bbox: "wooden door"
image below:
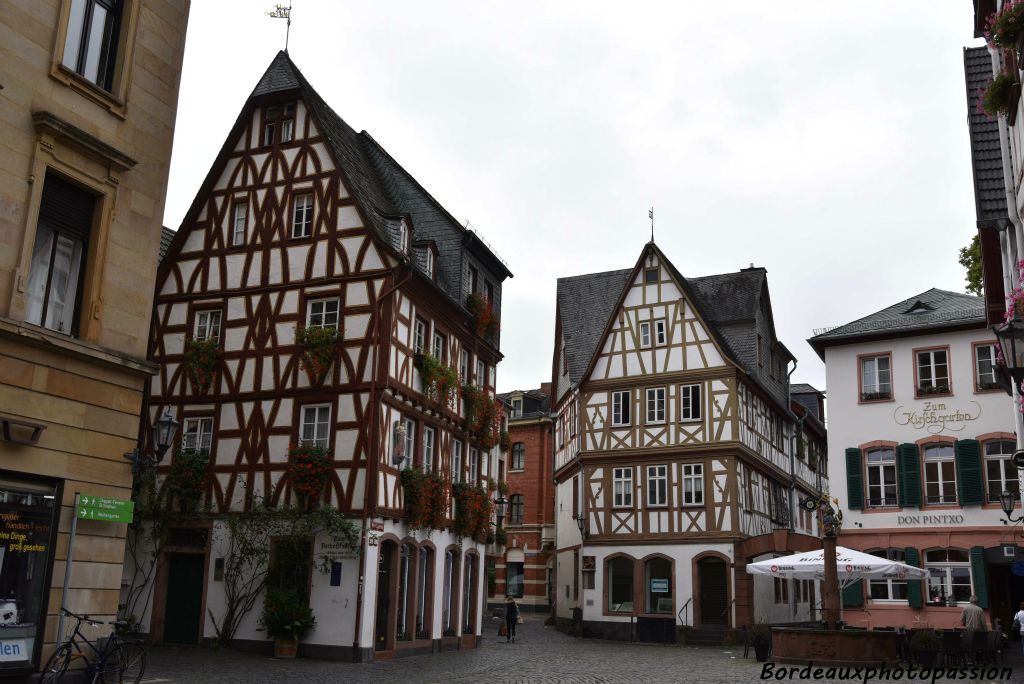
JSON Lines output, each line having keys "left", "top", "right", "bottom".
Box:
{"left": 163, "top": 554, "right": 204, "bottom": 644}
{"left": 698, "top": 558, "right": 728, "bottom": 625}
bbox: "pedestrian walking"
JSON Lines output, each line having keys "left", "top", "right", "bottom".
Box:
{"left": 960, "top": 595, "right": 987, "bottom": 632}
{"left": 504, "top": 595, "right": 520, "bottom": 643}
{"left": 1014, "top": 600, "right": 1024, "bottom": 656}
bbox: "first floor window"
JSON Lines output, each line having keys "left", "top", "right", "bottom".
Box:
{"left": 612, "top": 390, "right": 631, "bottom": 426}
{"left": 301, "top": 405, "right": 331, "bottom": 449}
{"left": 860, "top": 354, "right": 892, "bottom": 401}
{"left": 680, "top": 384, "right": 701, "bottom": 421}
{"left": 985, "top": 440, "right": 1020, "bottom": 502}
{"left": 306, "top": 298, "right": 339, "bottom": 329}
{"left": 510, "top": 494, "right": 524, "bottom": 524}
{"left": 644, "top": 557, "right": 672, "bottom": 614}
{"left": 923, "top": 443, "right": 956, "bottom": 504}
{"left": 639, "top": 321, "right": 651, "bottom": 347}
{"left": 194, "top": 309, "right": 222, "bottom": 341}
{"left": 976, "top": 344, "right": 998, "bottom": 390}
{"left": 925, "top": 549, "right": 972, "bottom": 605}
{"left": 646, "top": 387, "right": 665, "bottom": 424}
{"left": 916, "top": 348, "right": 950, "bottom": 395}
{"left": 682, "top": 463, "right": 703, "bottom": 505}
{"left": 452, "top": 440, "right": 463, "bottom": 483}
{"left": 62, "top": 0, "right": 122, "bottom": 90}
{"left": 868, "top": 549, "right": 908, "bottom": 601}
{"left": 422, "top": 426, "right": 435, "bottom": 472}
{"left": 647, "top": 465, "right": 667, "bottom": 506}
{"left": 613, "top": 467, "right": 633, "bottom": 507}
{"left": 181, "top": 417, "right": 213, "bottom": 455}
{"left": 607, "top": 557, "right": 634, "bottom": 612}
{"left": 866, "top": 447, "right": 897, "bottom": 507}
{"left": 511, "top": 443, "right": 525, "bottom": 470}
{"left": 292, "top": 193, "right": 313, "bottom": 238}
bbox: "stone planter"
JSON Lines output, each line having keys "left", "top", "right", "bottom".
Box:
{"left": 273, "top": 637, "right": 298, "bottom": 659}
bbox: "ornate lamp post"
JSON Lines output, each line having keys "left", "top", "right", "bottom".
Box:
{"left": 1000, "top": 490, "right": 1024, "bottom": 524}
{"left": 800, "top": 493, "right": 843, "bottom": 629}
{"left": 572, "top": 512, "right": 587, "bottom": 539}
{"left": 124, "top": 410, "right": 179, "bottom": 474}
{"left": 494, "top": 495, "right": 508, "bottom": 530}
{"left": 993, "top": 319, "right": 1024, "bottom": 524}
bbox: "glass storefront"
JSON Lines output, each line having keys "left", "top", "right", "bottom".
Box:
{"left": 0, "top": 477, "right": 59, "bottom": 672}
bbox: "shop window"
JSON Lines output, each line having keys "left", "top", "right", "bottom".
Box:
{"left": 268, "top": 537, "right": 311, "bottom": 601}
{"left": 442, "top": 549, "right": 457, "bottom": 636}
{"left": 61, "top": 0, "right": 122, "bottom": 90}
{"left": 506, "top": 562, "right": 524, "bottom": 598}
{"left": 396, "top": 544, "right": 413, "bottom": 641}
{"left": 925, "top": 548, "right": 972, "bottom": 605}
{"left": 511, "top": 443, "right": 525, "bottom": 470}
{"left": 774, "top": 576, "right": 788, "bottom": 604}
{"left": 509, "top": 494, "right": 524, "bottom": 525}
{"left": 868, "top": 549, "right": 908, "bottom": 601}
{"left": 415, "top": 547, "right": 432, "bottom": 640}
{"left": 462, "top": 554, "right": 476, "bottom": 633}
{"left": 866, "top": 447, "right": 897, "bottom": 507}
{"left": 607, "top": 557, "right": 634, "bottom": 612}
{"left": 923, "top": 443, "right": 956, "bottom": 505}
{"left": 985, "top": 440, "right": 1020, "bottom": 502}
{"left": 644, "top": 557, "right": 672, "bottom": 614}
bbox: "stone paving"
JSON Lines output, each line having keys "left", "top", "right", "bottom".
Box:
{"left": 143, "top": 618, "right": 1024, "bottom": 684}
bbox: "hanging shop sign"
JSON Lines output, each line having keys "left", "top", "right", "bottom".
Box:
{"left": 76, "top": 496, "right": 133, "bottom": 523}
{"left": 893, "top": 401, "right": 980, "bottom": 434}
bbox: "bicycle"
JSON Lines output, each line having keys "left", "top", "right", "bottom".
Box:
{"left": 40, "top": 608, "right": 146, "bottom": 683}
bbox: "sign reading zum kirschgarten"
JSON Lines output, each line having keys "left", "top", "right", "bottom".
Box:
{"left": 893, "top": 400, "right": 980, "bottom": 434}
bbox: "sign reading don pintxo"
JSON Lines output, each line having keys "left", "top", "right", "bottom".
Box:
{"left": 896, "top": 513, "right": 965, "bottom": 526}
{"left": 893, "top": 400, "right": 980, "bottom": 434}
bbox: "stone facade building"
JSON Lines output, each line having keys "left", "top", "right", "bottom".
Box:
{"left": 0, "top": 0, "right": 189, "bottom": 674}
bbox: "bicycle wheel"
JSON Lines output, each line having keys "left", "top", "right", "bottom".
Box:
{"left": 39, "top": 642, "right": 73, "bottom": 684}
{"left": 100, "top": 642, "right": 146, "bottom": 684}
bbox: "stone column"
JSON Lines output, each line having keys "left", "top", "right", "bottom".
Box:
{"left": 821, "top": 535, "right": 840, "bottom": 629}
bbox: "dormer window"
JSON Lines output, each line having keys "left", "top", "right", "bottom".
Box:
{"left": 398, "top": 221, "right": 408, "bottom": 254}
{"left": 264, "top": 103, "right": 295, "bottom": 146}
{"left": 425, "top": 248, "right": 435, "bottom": 280}
{"left": 511, "top": 398, "right": 523, "bottom": 418}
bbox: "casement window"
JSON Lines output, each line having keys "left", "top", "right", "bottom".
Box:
{"left": 770, "top": 481, "right": 789, "bottom": 525}
{"left": 923, "top": 443, "right": 956, "bottom": 504}
{"left": 866, "top": 447, "right": 898, "bottom": 508}
{"left": 985, "top": 440, "right": 1019, "bottom": 502}
{"left": 860, "top": 354, "right": 892, "bottom": 401}
{"left": 868, "top": 549, "right": 908, "bottom": 601}
{"left": 232, "top": 202, "right": 247, "bottom": 246}
{"left": 397, "top": 221, "right": 408, "bottom": 254}
{"left": 264, "top": 103, "right": 295, "bottom": 146}
{"left": 682, "top": 464, "right": 703, "bottom": 506}
{"left": 647, "top": 465, "right": 667, "bottom": 506}
{"left": 975, "top": 344, "right": 999, "bottom": 391}
{"left": 644, "top": 268, "right": 658, "bottom": 284}
{"left": 680, "top": 384, "right": 701, "bottom": 421}
{"left": 511, "top": 443, "right": 525, "bottom": 470}
{"left": 194, "top": 310, "right": 222, "bottom": 342}
{"left": 607, "top": 556, "right": 633, "bottom": 612}
{"left": 655, "top": 319, "right": 666, "bottom": 346}
{"left": 414, "top": 318, "right": 427, "bottom": 353}
{"left": 611, "top": 390, "right": 631, "bottom": 426}
{"left": 25, "top": 174, "right": 95, "bottom": 336}
{"left": 300, "top": 404, "right": 331, "bottom": 450}
{"left": 476, "top": 359, "right": 487, "bottom": 387}
{"left": 432, "top": 331, "right": 445, "bottom": 360}
{"left": 422, "top": 426, "right": 435, "bottom": 472}
{"left": 646, "top": 387, "right": 665, "bottom": 424}
{"left": 613, "top": 467, "right": 633, "bottom": 507}
{"left": 425, "top": 249, "right": 435, "bottom": 280}
{"left": 459, "top": 349, "right": 470, "bottom": 383}
{"left": 469, "top": 448, "right": 479, "bottom": 483}
{"left": 61, "top": 0, "right": 122, "bottom": 91}
{"left": 916, "top": 349, "right": 950, "bottom": 396}
{"left": 511, "top": 398, "right": 522, "bottom": 418}
{"left": 403, "top": 417, "right": 416, "bottom": 468}
{"left": 924, "top": 549, "right": 972, "bottom": 605}
{"left": 306, "top": 298, "right": 339, "bottom": 329}
{"left": 510, "top": 494, "right": 524, "bottom": 525}
{"left": 451, "top": 440, "right": 463, "bottom": 483}
{"left": 181, "top": 417, "right": 213, "bottom": 455}
{"left": 639, "top": 321, "right": 651, "bottom": 348}
{"left": 292, "top": 193, "right": 314, "bottom": 238}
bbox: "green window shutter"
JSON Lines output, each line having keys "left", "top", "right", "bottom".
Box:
{"left": 905, "top": 547, "right": 923, "bottom": 608}
{"left": 970, "top": 546, "right": 989, "bottom": 609}
{"left": 845, "top": 448, "right": 864, "bottom": 510}
{"left": 842, "top": 580, "right": 864, "bottom": 607}
{"left": 897, "top": 443, "right": 921, "bottom": 508}
{"left": 955, "top": 440, "right": 984, "bottom": 506}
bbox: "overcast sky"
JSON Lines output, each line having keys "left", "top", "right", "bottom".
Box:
{"left": 164, "top": 1, "right": 985, "bottom": 397}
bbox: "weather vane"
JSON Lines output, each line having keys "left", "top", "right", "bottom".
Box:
{"left": 267, "top": 1, "right": 292, "bottom": 52}
{"left": 649, "top": 206, "right": 654, "bottom": 242}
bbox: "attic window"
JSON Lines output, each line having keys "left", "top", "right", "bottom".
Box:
{"left": 904, "top": 300, "right": 933, "bottom": 315}
{"left": 645, "top": 269, "right": 658, "bottom": 284}
{"left": 264, "top": 103, "right": 295, "bottom": 146}
{"left": 425, "top": 248, "right": 435, "bottom": 279}
{"left": 397, "top": 221, "right": 408, "bottom": 254}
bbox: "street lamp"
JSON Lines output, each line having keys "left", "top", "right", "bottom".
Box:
{"left": 1000, "top": 490, "right": 1024, "bottom": 523}
{"left": 993, "top": 315, "right": 1024, "bottom": 384}
{"left": 493, "top": 495, "right": 508, "bottom": 529}
{"left": 572, "top": 512, "right": 587, "bottom": 539}
{"left": 125, "top": 410, "right": 179, "bottom": 474}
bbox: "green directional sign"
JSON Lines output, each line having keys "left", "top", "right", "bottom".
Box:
{"left": 77, "top": 496, "right": 134, "bottom": 523}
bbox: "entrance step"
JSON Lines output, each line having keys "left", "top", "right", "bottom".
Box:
{"left": 686, "top": 624, "right": 726, "bottom": 646}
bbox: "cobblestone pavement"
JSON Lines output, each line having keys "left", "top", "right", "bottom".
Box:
{"left": 144, "top": 618, "right": 1024, "bottom": 684}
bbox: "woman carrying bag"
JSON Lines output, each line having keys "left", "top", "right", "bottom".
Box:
{"left": 504, "top": 595, "right": 520, "bottom": 643}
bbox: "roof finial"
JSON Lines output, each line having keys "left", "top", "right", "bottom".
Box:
{"left": 267, "top": 1, "right": 292, "bottom": 52}
{"left": 649, "top": 206, "right": 654, "bottom": 243}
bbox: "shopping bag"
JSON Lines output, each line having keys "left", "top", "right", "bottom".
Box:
{"left": 499, "top": 623, "right": 508, "bottom": 637}
{"left": 516, "top": 616, "right": 524, "bottom": 625}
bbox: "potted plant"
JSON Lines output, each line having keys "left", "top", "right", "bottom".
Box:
{"left": 260, "top": 588, "right": 315, "bottom": 659}
{"left": 286, "top": 444, "right": 333, "bottom": 509}
{"left": 166, "top": 448, "right": 209, "bottom": 513}
{"left": 986, "top": 1, "right": 1024, "bottom": 49}
{"left": 909, "top": 629, "right": 940, "bottom": 666}
{"left": 750, "top": 623, "right": 771, "bottom": 662}
{"left": 983, "top": 72, "right": 1017, "bottom": 117}
{"left": 183, "top": 337, "right": 220, "bottom": 395}
{"left": 295, "top": 325, "right": 338, "bottom": 386}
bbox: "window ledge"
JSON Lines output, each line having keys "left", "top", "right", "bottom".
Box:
{"left": 0, "top": 316, "right": 157, "bottom": 377}
{"left": 49, "top": 65, "right": 128, "bottom": 119}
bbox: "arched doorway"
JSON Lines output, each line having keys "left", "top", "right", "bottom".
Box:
{"left": 374, "top": 541, "right": 396, "bottom": 651}
{"left": 696, "top": 556, "right": 728, "bottom": 626}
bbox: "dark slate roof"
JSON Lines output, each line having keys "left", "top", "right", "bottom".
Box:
{"left": 808, "top": 289, "right": 985, "bottom": 356}
{"left": 556, "top": 268, "right": 633, "bottom": 384}
{"left": 790, "top": 383, "right": 820, "bottom": 395}
{"left": 688, "top": 269, "right": 766, "bottom": 370}
{"left": 159, "top": 227, "right": 175, "bottom": 262}
{"left": 964, "top": 46, "right": 1008, "bottom": 226}
{"left": 497, "top": 388, "right": 551, "bottom": 419}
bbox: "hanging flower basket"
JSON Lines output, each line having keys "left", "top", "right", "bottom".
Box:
{"left": 417, "top": 353, "right": 460, "bottom": 408}
{"left": 983, "top": 73, "right": 1018, "bottom": 117}
{"left": 453, "top": 482, "right": 492, "bottom": 543}
{"left": 465, "top": 293, "right": 500, "bottom": 342}
{"left": 461, "top": 385, "right": 503, "bottom": 450}
{"left": 184, "top": 338, "right": 220, "bottom": 396}
{"left": 287, "top": 444, "right": 333, "bottom": 508}
{"left": 167, "top": 448, "right": 209, "bottom": 513}
{"left": 295, "top": 326, "right": 338, "bottom": 386}
{"left": 986, "top": 1, "right": 1024, "bottom": 48}
{"left": 400, "top": 467, "right": 447, "bottom": 530}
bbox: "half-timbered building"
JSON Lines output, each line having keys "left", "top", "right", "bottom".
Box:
{"left": 552, "top": 242, "right": 826, "bottom": 642}
{"left": 137, "top": 51, "right": 511, "bottom": 662}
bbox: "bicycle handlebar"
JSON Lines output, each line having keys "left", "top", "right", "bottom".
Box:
{"left": 60, "top": 608, "right": 117, "bottom": 627}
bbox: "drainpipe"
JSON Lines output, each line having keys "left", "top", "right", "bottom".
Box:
{"left": 786, "top": 360, "right": 800, "bottom": 534}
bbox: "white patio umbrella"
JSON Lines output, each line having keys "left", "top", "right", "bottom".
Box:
{"left": 745, "top": 546, "right": 927, "bottom": 588}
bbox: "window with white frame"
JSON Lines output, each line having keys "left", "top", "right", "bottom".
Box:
{"left": 306, "top": 298, "right": 339, "bottom": 329}
{"left": 647, "top": 465, "right": 667, "bottom": 506}
{"left": 860, "top": 355, "right": 892, "bottom": 401}
{"left": 452, "top": 440, "right": 463, "bottom": 482}
{"left": 680, "top": 384, "right": 701, "bottom": 421}
{"left": 469, "top": 448, "right": 479, "bottom": 483}
{"left": 397, "top": 221, "right": 408, "bottom": 254}
{"left": 612, "top": 390, "right": 631, "bottom": 426}
{"left": 300, "top": 405, "right": 331, "bottom": 449}
{"left": 976, "top": 344, "right": 998, "bottom": 391}
{"left": 459, "top": 349, "right": 470, "bottom": 383}
{"left": 414, "top": 318, "right": 427, "bottom": 353}
{"left": 682, "top": 464, "right": 703, "bottom": 505}
{"left": 985, "top": 440, "right": 1020, "bottom": 502}
{"left": 181, "top": 417, "right": 213, "bottom": 455}
{"left": 511, "top": 398, "right": 523, "bottom": 418}
{"left": 422, "top": 426, "right": 435, "bottom": 472}
{"left": 292, "top": 193, "right": 314, "bottom": 238}
{"left": 232, "top": 202, "right": 247, "bottom": 246}
{"left": 868, "top": 549, "right": 908, "bottom": 601}
{"left": 639, "top": 321, "right": 651, "bottom": 348}
{"left": 655, "top": 319, "right": 666, "bottom": 346}
{"left": 925, "top": 549, "right": 972, "bottom": 604}
{"left": 194, "top": 310, "right": 222, "bottom": 342}
{"left": 866, "top": 447, "right": 897, "bottom": 508}
{"left": 281, "top": 117, "right": 294, "bottom": 144}
{"left": 432, "top": 331, "right": 445, "bottom": 360}
{"left": 402, "top": 417, "right": 416, "bottom": 467}
{"left": 646, "top": 387, "right": 665, "bottom": 424}
{"left": 923, "top": 443, "right": 956, "bottom": 504}
{"left": 916, "top": 349, "right": 950, "bottom": 395}
{"left": 613, "top": 467, "right": 633, "bottom": 507}
{"left": 476, "top": 359, "right": 487, "bottom": 387}
{"left": 425, "top": 249, "right": 435, "bottom": 279}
